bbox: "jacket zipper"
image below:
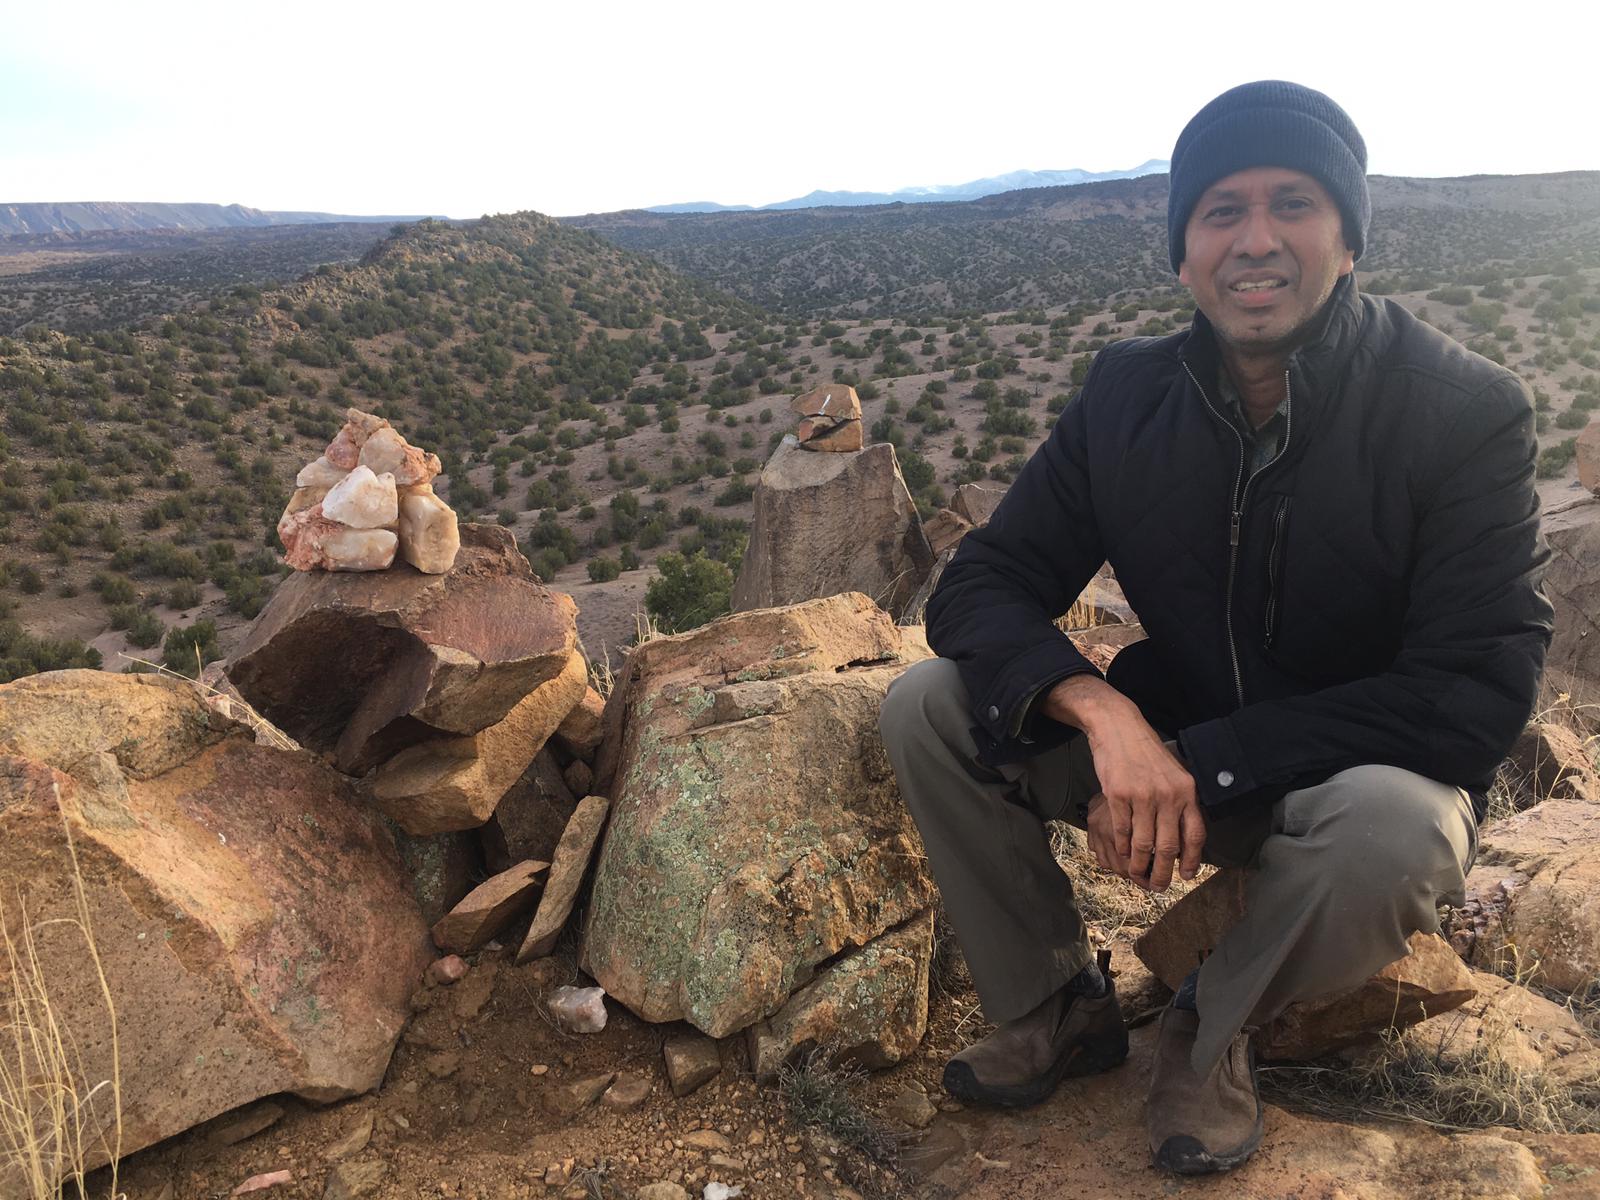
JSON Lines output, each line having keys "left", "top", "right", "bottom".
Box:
{"left": 1182, "top": 363, "right": 1294, "bottom": 710}
{"left": 1264, "top": 497, "right": 1290, "bottom": 650}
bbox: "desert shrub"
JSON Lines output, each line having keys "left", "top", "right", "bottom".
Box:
{"left": 645, "top": 551, "right": 733, "bottom": 634}
{"left": 587, "top": 557, "right": 621, "bottom": 583}
{"left": 162, "top": 619, "right": 219, "bottom": 677}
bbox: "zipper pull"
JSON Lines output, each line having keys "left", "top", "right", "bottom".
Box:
{"left": 1230, "top": 511, "right": 1241, "bottom": 547}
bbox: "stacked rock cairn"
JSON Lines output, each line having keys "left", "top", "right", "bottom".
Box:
{"left": 278, "top": 408, "right": 460, "bottom": 573}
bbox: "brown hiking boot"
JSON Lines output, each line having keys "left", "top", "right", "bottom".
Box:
{"left": 942, "top": 953, "right": 1128, "bottom": 1108}
{"left": 1147, "top": 1005, "right": 1264, "bottom": 1174}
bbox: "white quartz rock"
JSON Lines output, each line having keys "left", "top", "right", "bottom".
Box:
{"left": 320, "top": 528, "right": 398, "bottom": 572}
{"left": 397, "top": 485, "right": 460, "bottom": 574}
{"left": 295, "top": 455, "right": 349, "bottom": 490}
{"left": 547, "top": 985, "right": 608, "bottom": 1034}
{"left": 321, "top": 465, "right": 398, "bottom": 529}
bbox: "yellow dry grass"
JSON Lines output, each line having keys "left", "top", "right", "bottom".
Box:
{"left": 0, "top": 809, "right": 122, "bottom": 1197}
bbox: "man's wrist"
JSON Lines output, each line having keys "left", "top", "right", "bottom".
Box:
{"left": 1038, "top": 673, "right": 1137, "bottom": 739}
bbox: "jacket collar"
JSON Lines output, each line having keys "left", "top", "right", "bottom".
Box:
{"left": 1178, "top": 273, "right": 1367, "bottom": 415}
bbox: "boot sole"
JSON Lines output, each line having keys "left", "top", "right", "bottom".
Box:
{"left": 942, "top": 1026, "right": 1129, "bottom": 1109}
{"left": 1153, "top": 1115, "right": 1264, "bottom": 1175}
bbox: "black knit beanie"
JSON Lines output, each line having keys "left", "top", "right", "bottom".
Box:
{"left": 1167, "top": 80, "right": 1369, "bottom": 273}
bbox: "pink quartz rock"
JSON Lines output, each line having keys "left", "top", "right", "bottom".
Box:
{"left": 361, "top": 427, "right": 441, "bottom": 487}
{"left": 326, "top": 408, "right": 393, "bottom": 469}
{"left": 233, "top": 1170, "right": 293, "bottom": 1195}
{"left": 322, "top": 466, "right": 398, "bottom": 530}
{"left": 280, "top": 506, "right": 397, "bottom": 573}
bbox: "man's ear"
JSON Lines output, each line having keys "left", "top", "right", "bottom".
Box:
{"left": 1177, "top": 260, "right": 1192, "bottom": 287}
{"left": 1337, "top": 245, "right": 1355, "bottom": 278}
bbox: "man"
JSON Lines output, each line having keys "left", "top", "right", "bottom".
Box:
{"left": 878, "top": 80, "right": 1552, "bottom": 1174}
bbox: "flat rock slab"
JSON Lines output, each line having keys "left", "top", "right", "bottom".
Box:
{"left": 517, "top": 794, "right": 611, "bottom": 961}
{"left": 226, "top": 524, "right": 577, "bottom": 773}
{"left": 482, "top": 748, "right": 577, "bottom": 872}
{"left": 663, "top": 1034, "right": 722, "bottom": 1097}
{"left": 369, "top": 649, "right": 587, "bottom": 834}
{"left": 581, "top": 594, "right": 935, "bottom": 1037}
{"left": 0, "top": 670, "right": 431, "bottom": 1183}
{"left": 431, "top": 859, "right": 549, "bottom": 954}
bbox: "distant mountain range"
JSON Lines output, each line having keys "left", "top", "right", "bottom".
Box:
{"left": 0, "top": 202, "right": 432, "bottom": 238}
{"left": 643, "top": 161, "right": 1171, "bottom": 214}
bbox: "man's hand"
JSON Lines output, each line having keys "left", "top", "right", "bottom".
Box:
{"left": 1041, "top": 674, "right": 1205, "bottom": 892}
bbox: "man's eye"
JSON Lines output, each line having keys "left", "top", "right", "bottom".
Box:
{"left": 1204, "top": 206, "right": 1240, "bottom": 220}
{"left": 1276, "top": 197, "right": 1312, "bottom": 212}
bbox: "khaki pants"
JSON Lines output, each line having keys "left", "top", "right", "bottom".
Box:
{"left": 879, "top": 658, "right": 1477, "bottom": 1073}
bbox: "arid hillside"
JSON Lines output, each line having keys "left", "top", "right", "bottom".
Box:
{"left": 2, "top": 179, "right": 1599, "bottom": 687}
{"left": 569, "top": 171, "right": 1600, "bottom": 317}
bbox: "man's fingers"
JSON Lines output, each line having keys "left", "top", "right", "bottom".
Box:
{"left": 1179, "top": 800, "right": 1207, "bottom": 880}
{"left": 1126, "top": 802, "right": 1154, "bottom": 882}
{"left": 1148, "top": 810, "right": 1181, "bottom": 893}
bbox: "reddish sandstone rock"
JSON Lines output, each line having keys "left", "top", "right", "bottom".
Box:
{"left": 227, "top": 525, "right": 578, "bottom": 774}
{"left": 368, "top": 649, "right": 588, "bottom": 834}
{"left": 0, "top": 670, "right": 429, "bottom": 1180}
{"left": 555, "top": 685, "right": 606, "bottom": 761}
{"left": 517, "top": 795, "right": 611, "bottom": 962}
{"left": 431, "top": 860, "right": 549, "bottom": 954}
{"left": 482, "top": 748, "right": 579, "bottom": 871}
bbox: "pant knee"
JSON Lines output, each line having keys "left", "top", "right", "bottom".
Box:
{"left": 878, "top": 657, "right": 970, "bottom": 749}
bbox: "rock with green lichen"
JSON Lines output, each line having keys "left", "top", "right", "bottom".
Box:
{"left": 746, "top": 909, "right": 935, "bottom": 1081}
{"left": 580, "top": 593, "right": 934, "bottom": 1038}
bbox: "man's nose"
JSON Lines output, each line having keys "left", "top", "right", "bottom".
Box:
{"left": 1232, "top": 205, "right": 1282, "bottom": 258}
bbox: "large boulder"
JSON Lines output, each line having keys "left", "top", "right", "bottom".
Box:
{"left": 226, "top": 524, "right": 578, "bottom": 774}
{"left": 0, "top": 671, "right": 430, "bottom": 1179}
{"left": 731, "top": 438, "right": 934, "bottom": 622}
{"left": 581, "top": 593, "right": 936, "bottom": 1037}
{"left": 1135, "top": 870, "right": 1475, "bottom": 1059}
{"left": 1449, "top": 798, "right": 1600, "bottom": 992}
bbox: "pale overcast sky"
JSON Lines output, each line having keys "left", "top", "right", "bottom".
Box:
{"left": 2, "top": 0, "right": 1589, "bottom": 219}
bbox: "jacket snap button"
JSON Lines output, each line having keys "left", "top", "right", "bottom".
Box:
{"left": 1217, "top": 770, "right": 1235, "bottom": 788}
{"left": 987, "top": 705, "right": 1000, "bottom": 721}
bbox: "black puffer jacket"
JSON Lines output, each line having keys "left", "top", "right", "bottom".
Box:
{"left": 925, "top": 276, "right": 1552, "bottom": 820}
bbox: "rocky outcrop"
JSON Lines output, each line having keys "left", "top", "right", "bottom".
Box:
{"left": 1542, "top": 518, "right": 1600, "bottom": 703}
{"left": 227, "top": 525, "right": 578, "bottom": 773}
{"left": 430, "top": 859, "right": 549, "bottom": 954}
{"left": 0, "top": 671, "right": 430, "bottom": 1177}
{"left": 1136, "top": 870, "right": 1475, "bottom": 1059}
{"left": 1503, "top": 719, "right": 1599, "bottom": 805}
{"left": 581, "top": 593, "right": 936, "bottom": 1038}
{"left": 730, "top": 438, "right": 933, "bottom": 622}
{"left": 1450, "top": 798, "right": 1600, "bottom": 992}
{"left": 1579, "top": 419, "right": 1600, "bottom": 495}
{"left": 747, "top": 910, "right": 934, "bottom": 1080}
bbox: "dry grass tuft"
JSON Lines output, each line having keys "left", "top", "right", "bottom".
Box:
{"left": 0, "top": 810, "right": 122, "bottom": 1198}
{"left": 777, "top": 1047, "right": 904, "bottom": 1169}
{"left": 1049, "top": 821, "right": 1209, "bottom": 940}
{"left": 1260, "top": 1027, "right": 1600, "bottom": 1134}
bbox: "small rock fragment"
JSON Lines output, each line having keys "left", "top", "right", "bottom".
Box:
{"left": 427, "top": 955, "right": 468, "bottom": 986}
{"left": 397, "top": 485, "right": 460, "bottom": 574}
{"left": 555, "top": 686, "right": 605, "bottom": 759}
{"left": 636, "top": 1185, "right": 689, "bottom": 1200}
{"left": 323, "top": 1159, "right": 386, "bottom": 1200}
{"left": 321, "top": 466, "right": 398, "bottom": 530}
{"left": 550, "top": 1073, "right": 615, "bottom": 1118}
{"left": 325, "top": 408, "right": 392, "bottom": 470}
{"left": 324, "top": 1113, "right": 374, "bottom": 1161}
{"left": 663, "top": 1034, "right": 721, "bottom": 1097}
{"left": 884, "top": 1086, "right": 937, "bottom": 1130}
{"left": 281, "top": 508, "right": 397, "bottom": 572}
{"left": 233, "top": 1171, "right": 293, "bottom": 1195}
{"left": 601, "top": 1072, "right": 651, "bottom": 1111}
{"left": 702, "top": 1185, "right": 743, "bottom": 1200}
{"left": 548, "top": 984, "right": 608, "bottom": 1033}
{"left": 562, "top": 759, "right": 593, "bottom": 797}
{"left": 682, "top": 1130, "right": 734, "bottom": 1152}
{"left": 207, "top": 1101, "right": 285, "bottom": 1146}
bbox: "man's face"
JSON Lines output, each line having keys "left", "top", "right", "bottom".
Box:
{"left": 1178, "top": 166, "right": 1355, "bottom": 359}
